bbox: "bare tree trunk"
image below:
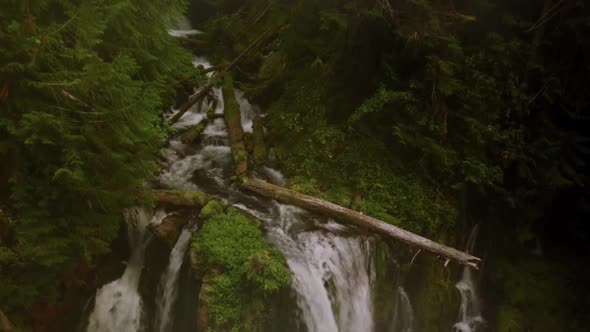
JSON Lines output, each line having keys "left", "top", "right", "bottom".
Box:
{"left": 241, "top": 178, "right": 481, "bottom": 268}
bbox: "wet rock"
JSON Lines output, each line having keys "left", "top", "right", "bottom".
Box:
{"left": 152, "top": 214, "right": 188, "bottom": 247}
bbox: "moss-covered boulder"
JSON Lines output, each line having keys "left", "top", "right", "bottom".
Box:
{"left": 190, "top": 209, "right": 291, "bottom": 331}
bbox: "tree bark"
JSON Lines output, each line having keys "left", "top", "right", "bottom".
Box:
{"left": 252, "top": 116, "right": 267, "bottom": 165}
{"left": 241, "top": 178, "right": 481, "bottom": 268}
{"left": 181, "top": 119, "right": 208, "bottom": 145}
{"left": 222, "top": 77, "right": 248, "bottom": 177}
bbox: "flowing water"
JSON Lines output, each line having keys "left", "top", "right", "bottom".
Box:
{"left": 393, "top": 287, "right": 414, "bottom": 332}
{"left": 153, "top": 229, "right": 194, "bottom": 332}
{"left": 83, "top": 23, "right": 479, "bottom": 332}
{"left": 86, "top": 208, "right": 167, "bottom": 332}
{"left": 453, "top": 225, "right": 485, "bottom": 332}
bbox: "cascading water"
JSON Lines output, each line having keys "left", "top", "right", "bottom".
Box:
{"left": 233, "top": 203, "right": 376, "bottom": 332}
{"left": 86, "top": 208, "right": 167, "bottom": 332}
{"left": 393, "top": 287, "right": 414, "bottom": 332}
{"left": 154, "top": 229, "right": 194, "bottom": 332}
{"left": 453, "top": 224, "right": 485, "bottom": 332}
{"left": 82, "top": 23, "right": 413, "bottom": 332}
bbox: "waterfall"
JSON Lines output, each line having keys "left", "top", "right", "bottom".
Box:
{"left": 453, "top": 225, "right": 485, "bottom": 332}
{"left": 153, "top": 229, "right": 194, "bottom": 332}
{"left": 83, "top": 23, "right": 389, "bottom": 332}
{"left": 235, "top": 203, "right": 376, "bottom": 332}
{"left": 393, "top": 287, "right": 414, "bottom": 332}
{"left": 86, "top": 208, "right": 167, "bottom": 332}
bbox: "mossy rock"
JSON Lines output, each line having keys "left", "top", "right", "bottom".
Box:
{"left": 199, "top": 199, "right": 225, "bottom": 220}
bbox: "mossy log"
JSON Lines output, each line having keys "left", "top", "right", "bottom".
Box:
{"left": 252, "top": 116, "right": 267, "bottom": 165}
{"left": 181, "top": 119, "right": 208, "bottom": 144}
{"left": 222, "top": 77, "right": 248, "bottom": 177}
{"left": 241, "top": 178, "right": 481, "bottom": 268}
{"left": 150, "top": 189, "right": 208, "bottom": 208}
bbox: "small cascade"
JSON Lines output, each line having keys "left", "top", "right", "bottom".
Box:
{"left": 154, "top": 228, "right": 194, "bottom": 332}
{"left": 86, "top": 208, "right": 167, "bottom": 332}
{"left": 237, "top": 202, "right": 376, "bottom": 332}
{"left": 392, "top": 287, "right": 414, "bottom": 332}
{"left": 453, "top": 225, "right": 485, "bottom": 332}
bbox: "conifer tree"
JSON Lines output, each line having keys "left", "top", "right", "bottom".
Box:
{"left": 0, "top": 0, "right": 192, "bottom": 314}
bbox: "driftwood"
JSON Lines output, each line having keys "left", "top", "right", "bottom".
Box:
{"left": 241, "top": 178, "right": 481, "bottom": 268}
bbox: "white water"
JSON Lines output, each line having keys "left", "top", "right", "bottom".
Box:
{"left": 86, "top": 208, "right": 167, "bottom": 332}
{"left": 234, "top": 202, "right": 376, "bottom": 332}
{"left": 83, "top": 23, "right": 407, "bottom": 332}
{"left": 154, "top": 229, "right": 194, "bottom": 332}
{"left": 393, "top": 287, "right": 414, "bottom": 332}
{"left": 453, "top": 225, "right": 485, "bottom": 332}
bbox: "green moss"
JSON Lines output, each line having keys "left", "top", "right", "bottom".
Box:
{"left": 180, "top": 121, "right": 207, "bottom": 144}
{"left": 191, "top": 209, "right": 290, "bottom": 330}
{"left": 496, "top": 306, "right": 524, "bottom": 332}
{"left": 167, "top": 189, "right": 209, "bottom": 207}
{"left": 198, "top": 199, "right": 225, "bottom": 220}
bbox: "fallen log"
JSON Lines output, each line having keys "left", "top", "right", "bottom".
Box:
{"left": 241, "top": 178, "right": 481, "bottom": 268}
{"left": 222, "top": 77, "right": 248, "bottom": 177}
{"left": 150, "top": 189, "right": 208, "bottom": 208}
{"left": 181, "top": 119, "right": 208, "bottom": 144}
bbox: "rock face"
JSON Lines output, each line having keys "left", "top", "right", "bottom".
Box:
{"left": 152, "top": 214, "right": 189, "bottom": 247}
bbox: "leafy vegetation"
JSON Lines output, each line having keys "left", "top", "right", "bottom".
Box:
{"left": 191, "top": 208, "right": 291, "bottom": 330}
{"left": 191, "top": 0, "right": 590, "bottom": 330}
{"left": 0, "top": 0, "right": 193, "bottom": 319}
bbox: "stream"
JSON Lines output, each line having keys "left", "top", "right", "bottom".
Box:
{"left": 82, "top": 23, "right": 482, "bottom": 332}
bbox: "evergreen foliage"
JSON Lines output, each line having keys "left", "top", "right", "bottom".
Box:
{"left": 193, "top": 0, "right": 590, "bottom": 329}
{"left": 0, "top": 0, "right": 192, "bottom": 315}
